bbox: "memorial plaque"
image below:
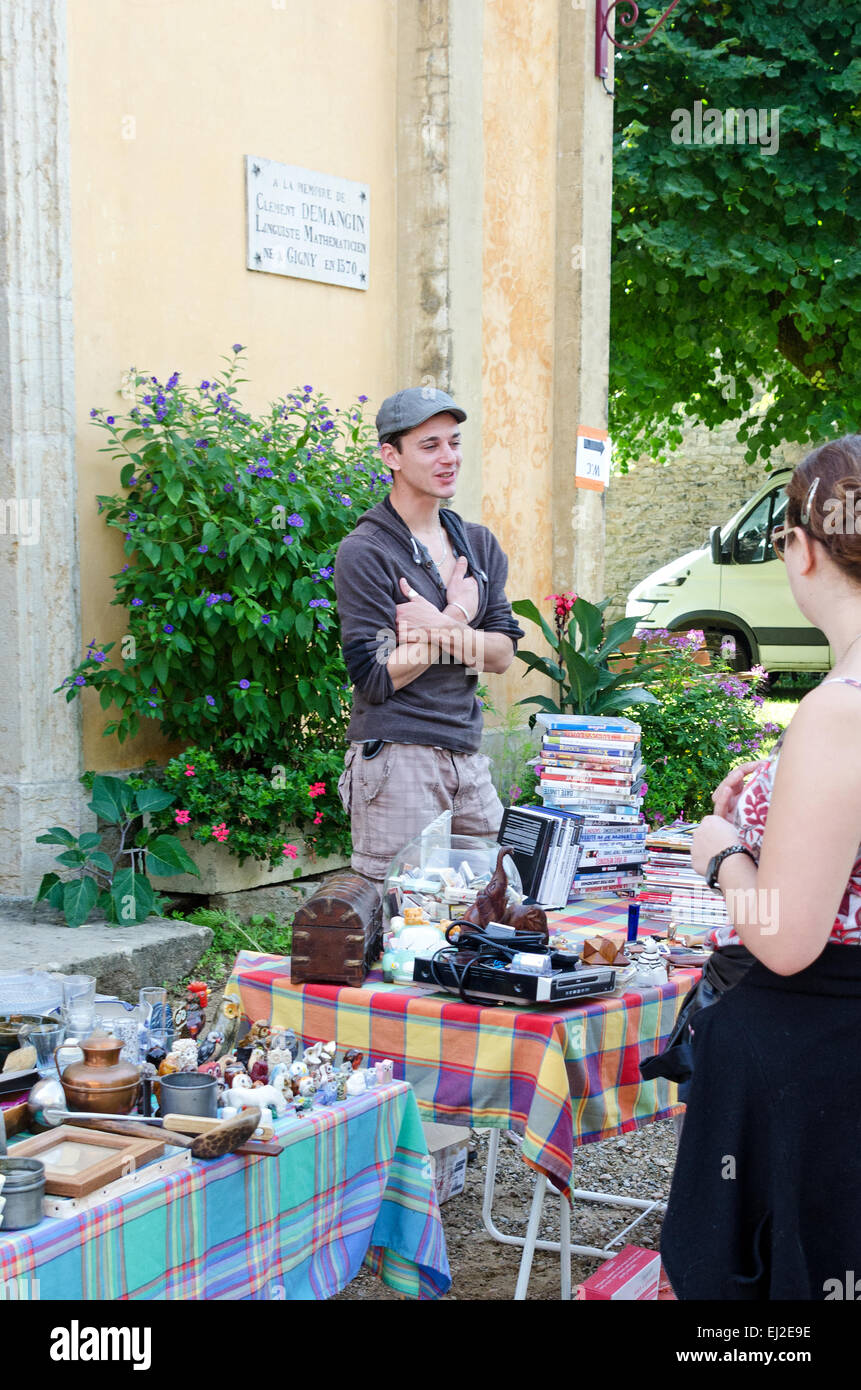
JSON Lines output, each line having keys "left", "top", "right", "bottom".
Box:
{"left": 246, "top": 156, "right": 370, "bottom": 290}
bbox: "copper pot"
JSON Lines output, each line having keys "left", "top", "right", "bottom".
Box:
{"left": 55, "top": 1034, "right": 141, "bottom": 1115}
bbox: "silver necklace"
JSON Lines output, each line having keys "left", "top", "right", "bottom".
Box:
{"left": 414, "top": 524, "right": 448, "bottom": 565}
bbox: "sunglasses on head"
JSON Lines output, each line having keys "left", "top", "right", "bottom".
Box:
{"left": 772, "top": 525, "right": 789, "bottom": 560}
{"left": 772, "top": 477, "right": 822, "bottom": 560}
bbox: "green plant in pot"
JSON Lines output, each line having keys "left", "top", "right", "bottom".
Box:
{"left": 512, "top": 592, "right": 667, "bottom": 719}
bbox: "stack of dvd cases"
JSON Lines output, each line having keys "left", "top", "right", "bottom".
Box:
{"left": 534, "top": 714, "right": 647, "bottom": 899}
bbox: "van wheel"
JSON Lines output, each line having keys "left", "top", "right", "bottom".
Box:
{"left": 677, "top": 625, "right": 751, "bottom": 673}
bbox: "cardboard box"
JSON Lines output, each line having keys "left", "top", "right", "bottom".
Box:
{"left": 422, "top": 1122, "right": 469, "bottom": 1205}
{"left": 575, "top": 1245, "right": 661, "bottom": 1300}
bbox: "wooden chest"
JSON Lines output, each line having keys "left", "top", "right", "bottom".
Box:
{"left": 290, "top": 873, "right": 383, "bottom": 987}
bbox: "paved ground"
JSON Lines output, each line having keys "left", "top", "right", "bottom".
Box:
{"left": 0, "top": 898, "right": 212, "bottom": 999}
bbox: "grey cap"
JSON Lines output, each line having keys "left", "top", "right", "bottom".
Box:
{"left": 376, "top": 387, "right": 467, "bottom": 443}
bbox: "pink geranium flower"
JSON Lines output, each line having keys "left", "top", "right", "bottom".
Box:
{"left": 174, "top": 809, "right": 190, "bottom": 825}
{"left": 313, "top": 812, "right": 323, "bottom": 825}
{"left": 308, "top": 781, "right": 326, "bottom": 798}
{"left": 184, "top": 764, "right": 195, "bottom": 777}
{"left": 211, "top": 822, "right": 229, "bottom": 842}
{"left": 282, "top": 843, "right": 298, "bottom": 859}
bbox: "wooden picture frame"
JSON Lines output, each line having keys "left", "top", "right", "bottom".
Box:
{"left": 11, "top": 1125, "right": 165, "bottom": 1197}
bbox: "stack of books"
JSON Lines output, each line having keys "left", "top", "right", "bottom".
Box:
{"left": 638, "top": 823, "right": 730, "bottom": 929}
{"left": 534, "top": 714, "right": 648, "bottom": 899}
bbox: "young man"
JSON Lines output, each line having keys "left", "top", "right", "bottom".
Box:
{"left": 334, "top": 386, "right": 524, "bottom": 885}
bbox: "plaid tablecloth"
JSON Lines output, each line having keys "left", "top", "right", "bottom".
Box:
{"left": 229, "top": 901, "right": 698, "bottom": 1198}
{"left": 0, "top": 1082, "right": 450, "bottom": 1301}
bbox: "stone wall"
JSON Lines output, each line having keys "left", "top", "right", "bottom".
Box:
{"left": 604, "top": 419, "right": 806, "bottom": 617}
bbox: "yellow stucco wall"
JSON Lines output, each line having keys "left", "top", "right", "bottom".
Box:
{"left": 68, "top": 0, "right": 397, "bottom": 769}
{"left": 480, "top": 0, "right": 559, "bottom": 719}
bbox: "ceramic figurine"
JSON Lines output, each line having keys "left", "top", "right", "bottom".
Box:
{"left": 158, "top": 1054, "right": 179, "bottom": 1077}
{"left": 181, "top": 989, "right": 206, "bottom": 1041}
{"left": 635, "top": 936, "right": 669, "bottom": 987}
{"left": 248, "top": 1022, "right": 271, "bottom": 1046}
{"left": 269, "top": 1062, "right": 291, "bottom": 1095}
{"left": 231, "top": 1071, "right": 255, "bottom": 1093}
{"left": 335, "top": 1075, "right": 349, "bottom": 1101}
{"left": 375, "top": 1059, "right": 394, "bottom": 1085}
{"left": 145, "top": 1042, "right": 167, "bottom": 1069}
{"left": 345, "top": 1071, "right": 366, "bottom": 1096}
{"left": 197, "top": 1029, "right": 224, "bottom": 1064}
{"left": 171, "top": 1040, "right": 199, "bottom": 1073}
{"left": 229, "top": 1081, "right": 288, "bottom": 1117}
{"left": 316, "top": 1082, "right": 337, "bottom": 1106}
{"left": 289, "top": 1060, "right": 309, "bottom": 1080}
{"left": 343, "top": 1048, "right": 364, "bottom": 1072}
{"left": 224, "top": 1060, "right": 247, "bottom": 1088}
{"left": 302, "top": 1041, "right": 324, "bottom": 1068}
{"left": 267, "top": 1046, "right": 292, "bottom": 1068}
{"left": 298, "top": 1077, "right": 317, "bottom": 1098}
{"left": 249, "top": 1048, "right": 269, "bottom": 1083}
{"left": 363, "top": 1068, "right": 378, "bottom": 1089}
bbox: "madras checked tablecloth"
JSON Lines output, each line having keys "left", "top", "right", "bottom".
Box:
{"left": 0, "top": 1082, "right": 450, "bottom": 1301}
{"left": 229, "top": 901, "right": 699, "bottom": 1199}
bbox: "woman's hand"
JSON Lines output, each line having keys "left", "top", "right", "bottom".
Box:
{"left": 691, "top": 814, "right": 741, "bottom": 878}
{"left": 445, "top": 556, "right": 479, "bottom": 622}
{"left": 711, "top": 760, "right": 768, "bottom": 819}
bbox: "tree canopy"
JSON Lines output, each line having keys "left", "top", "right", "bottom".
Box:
{"left": 610, "top": 0, "right": 861, "bottom": 470}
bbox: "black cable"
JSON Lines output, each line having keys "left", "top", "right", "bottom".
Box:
{"left": 431, "top": 920, "right": 548, "bottom": 1006}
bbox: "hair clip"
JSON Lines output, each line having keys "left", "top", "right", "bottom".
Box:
{"left": 800, "top": 476, "right": 820, "bottom": 525}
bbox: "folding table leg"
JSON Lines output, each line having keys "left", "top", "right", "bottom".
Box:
{"left": 513, "top": 1170, "right": 547, "bottom": 1301}
{"left": 480, "top": 1128, "right": 666, "bottom": 1298}
{"left": 559, "top": 1190, "right": 571, "bottom": 1300}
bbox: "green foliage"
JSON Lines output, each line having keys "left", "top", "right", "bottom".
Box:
{"left": 58, "top": 349, "right": 387, "bottom": 760}
{"left": 174, "top": 908, "right": 293, "bottom": 981}
{"left": 635, "top": 636, "right": 780, "bottom": 825}
{"left": 512, "top": 595, "right": 666, "bottom": 717}
{"left": 611, "top": 0, "right": 861, "bottom": 468}
{"left": 132, "top": 744, "right": 351, "bottom": 866}
{"left": 34, "top": 774, "right": 198, "bottom": 928}
{"left": 485, "top": 703, "right": 542, "bottom": 809}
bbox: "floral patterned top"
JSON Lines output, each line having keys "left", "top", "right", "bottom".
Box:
{"left": 710, "top": 677, "right": 861, "bottom": 948}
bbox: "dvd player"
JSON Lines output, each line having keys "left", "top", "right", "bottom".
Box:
{"left": 412, "top": 955, "right": 616, "bottom": 1005}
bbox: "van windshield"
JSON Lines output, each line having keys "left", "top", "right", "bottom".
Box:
{"left": 734, "top": 487, "right": 788, "bottom": 563}
{"left": 710, "top": 472, "right": 791, "bottom": 549}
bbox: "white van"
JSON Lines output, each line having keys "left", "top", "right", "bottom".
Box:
{"left": 625, "top": 468, "right": 831, "bottom": 673}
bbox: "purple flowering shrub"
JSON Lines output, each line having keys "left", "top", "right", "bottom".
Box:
{"left": 633, "top": 629, "right": 778, "bottom": 826}
{"left": 58, "top": 351, "right": 388, "bottom": 858}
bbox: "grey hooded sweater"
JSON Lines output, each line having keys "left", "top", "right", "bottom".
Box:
{"left": 333, "top": 494, "right": 524, "bottom": 752}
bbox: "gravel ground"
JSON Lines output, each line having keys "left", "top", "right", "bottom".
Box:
{"left": 335, "top": 1116, "right": 679, "bottom": 1301}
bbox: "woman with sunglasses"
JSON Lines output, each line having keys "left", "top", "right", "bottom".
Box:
{"left": 661, "top": 435, "right": 861, "bottom": 1300}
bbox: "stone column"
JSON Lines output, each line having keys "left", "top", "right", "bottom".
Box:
{"left": 395, "top": 0, "right": 485, "bottom": 522}
{"left": 552, "top": 0, "right": 615, "bottom": 601}
{"left": 0, "top": 0, "right": 90, "bottom": 895}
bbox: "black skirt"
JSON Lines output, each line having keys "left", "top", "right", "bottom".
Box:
{"left": 661, "top": 942, "right": 861, "bottom": 1300}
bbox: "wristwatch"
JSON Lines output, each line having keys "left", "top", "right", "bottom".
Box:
{"left": 706, "top": 843, "right": 758, "bottom": 891}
